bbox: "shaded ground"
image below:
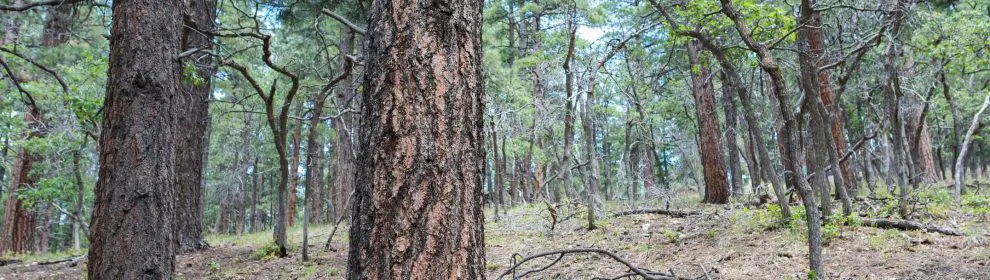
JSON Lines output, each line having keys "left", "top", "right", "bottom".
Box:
{"left": 2, "top": 191, "right": 989, "bottom": 279}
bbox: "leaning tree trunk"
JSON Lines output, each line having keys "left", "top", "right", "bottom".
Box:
{"left": 175, "top": 0, "right": 215, "bottom": 251}
{"left": 686, "top": 39, "right": 729, "bottom": 204}
{"left": 347, "top": 0, "right": 486, "bottom": 278}
{"left": 87, "top": 0, "right": 184, "bottom": 278}
{"left": 955, "top": 92, "right": 990, "bottom": 203}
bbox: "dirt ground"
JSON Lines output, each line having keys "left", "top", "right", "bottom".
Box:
{"left": 2, "top": 198, "right": 989, "bottom": 279}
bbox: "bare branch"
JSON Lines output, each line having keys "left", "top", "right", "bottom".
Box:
{"left": 0, "top": 0, "right": 82, "bottom": 12}
{"left": 320, "top": 9, "right": 366, "bottom": 35}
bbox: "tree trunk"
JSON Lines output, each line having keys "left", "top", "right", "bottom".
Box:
{"left": 881, "top": 0, "right": 912, "bottom": 218}
{"left": 250, "top": 157, "right": 260, "bottom": 232}
{"left": 955, "top": 92, "right": 990, "bottom": 203}
{"left": 906, "top": 107, "right": 939, "bottom": 183}
{"left": 332, "top": 29, "right": 359, "bottom": 222}
{"left": 234, "top": 116, "right": 251, "bottom": 235}
{"left": 803, "top": 2, "right": 856, "bottom": 191}
{"left": 686, "top": 39, "right": 729, "bottom": 204}
{"left": 719, "top": 0, "right": 824, "bottom": 275}
{"left": 305, "top": 99, "right": 325, "bottom": 225}
{"left": 0, "top": 108, "right": 42, "bottom": 254}
{"left": 174, "top": 0, "right": 215, "bottom": 251}
{"left": 287, "top": 114, "right": 303, "bottom": 227}
{"left": 796, "top": 2, "right": 852, "bottom": 216}
{"left": 347, "top": 0, "right": 486, "bottom": 277}
{"left": 559, "top": 22, "right": 578, "bottom": 203}
{"left": 720, "top": 71, "right": 743, "bottom": 196}
{"left": 87, "top": 0, "right": 184, "bottom": 277}
{"left": 72, "top": 142, "right": 86, "bottom": 250}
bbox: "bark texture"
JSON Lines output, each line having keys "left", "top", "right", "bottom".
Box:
{"left": 175, "top": 0, "right": 216, "bottom": 252}
{"left": 347, "top": 0, "right": 486, "bottom": 278}
{"left": 87, "top": 0, "right": 185, "bottom": 278}
{"left": 0, "top": 108, "right": 42, "bottom": 254}
{"left": 686, "top": 39, "right": 729, "bottom": 204}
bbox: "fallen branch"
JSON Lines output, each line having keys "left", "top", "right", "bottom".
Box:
{"left": 498, "top": 248, "right": 701, "bottom": 280}
{"left": 36, "top": 255, "right": 83, "bottom": 266}
{"left": 324, "top": 190, "right": 355, "bottom": 251}
{"left": 68, "top": 254, "right": 87, "bottom": 267}
{"left": 611, "top": 209, "right": 701, "bottom": 218}
{"left": 862, "top": 218, "right": 964, "bottom": 236}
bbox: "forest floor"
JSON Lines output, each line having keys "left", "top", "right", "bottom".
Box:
{"left": 2, "top": 187, "right": 989, "bottom": 279}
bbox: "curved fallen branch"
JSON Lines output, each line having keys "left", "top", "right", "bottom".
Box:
{"left": 611, "top": 209, "right": 701, "bottom": 218}
{"left": 498, "top": 248, "right": 701, "bottom": 280}
{"left": 862, "top": 218, "right": 964, "bottom": 236}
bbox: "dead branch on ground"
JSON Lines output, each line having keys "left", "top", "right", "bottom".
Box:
{"left": 861, "top": 218, "right": 964, "bottom": 236}
{"left": 498, "top": 248, "right": 704, "bottom": 280}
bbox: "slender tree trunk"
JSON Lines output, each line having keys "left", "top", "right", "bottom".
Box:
{"left": 332, "top": 29, "right": 359, "bottom": 222}
{"left": 559, "top": 22, "right": 577, "bottom": 203}
{"left": 719, "top": 0, "right": 823, "bottom": 275}
{"left": 235, "top": 116, "right": 251, "bottom": 235}
{"left": 87, "top": 0, "right": 184, "bottom": 277}
{"left": 304, "top": 99, "right": 326, "bottom": 225}
{"left": 347, "top": 0, "right": 486, "bottom": 277}
{"left": 720, "top": 71, "right": 743, "bottom": 197}
{"left": 686, "top": 39, "right": 729, "bottom": 204}
{"left": 250, "top": 157, "right": 260, "bottom": 232}
{"left": 287, "top": 114, "right": 303, "bottom": 227}
{"left": 881, "top": 0, "right": 912, "bottom": 218}
{"left": 955, "top": 92, "right": 990, "bottom": 203}
{"left": 72, "top": 142, "right": 86, "bottom": 250}
{"left": 796, "top": 2, "right": 851, "bottom": 216}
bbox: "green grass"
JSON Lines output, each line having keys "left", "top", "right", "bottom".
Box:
{"left": 0, "top": 248, "right": 85, "bottom": 263}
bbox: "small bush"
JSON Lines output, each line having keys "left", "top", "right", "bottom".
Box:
{"left": 252, "top": 242, "right": 282, "bottom": 261}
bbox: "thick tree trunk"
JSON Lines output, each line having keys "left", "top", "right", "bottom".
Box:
{"left": 175, "top": 0, "right": 215, "bottom": 251}
{"left": 686, "top": 40, "right": 729, "bottom": 204}
{"left": 347, "top": 0, "right": 486, "bottom": 277}
{"left": 87, "top": 0, "right": 184, "bottom": 277}
{"left": 906, "top": 107, "right": 939, "bottom": 183}
{"left": 0, "top": 108, "right": 42, "bottom": 254}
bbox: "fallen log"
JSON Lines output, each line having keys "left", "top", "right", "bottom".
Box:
{"left": 611, "top": 209, "right": 700, "bottom": 218}
{"left": 862, "top": 218, "right": 964, "bottom": 236}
